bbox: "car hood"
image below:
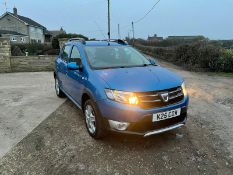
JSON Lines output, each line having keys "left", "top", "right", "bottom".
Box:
{"left": 94, "top": 66, "right": 183, "bottom": 92}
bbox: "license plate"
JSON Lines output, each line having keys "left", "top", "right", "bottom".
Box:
{"left": 152, "top": 108, "right": 181, "bottom": 122}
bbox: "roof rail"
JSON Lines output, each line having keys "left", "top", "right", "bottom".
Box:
{"left": 68, "top": 38, "right": 86, "bottom": 44}
{"left": 102, "top": 39, "right": 128, "bottom": 45}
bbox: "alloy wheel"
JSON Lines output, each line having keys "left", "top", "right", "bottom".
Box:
{"left": 55, "top": 78, "right": 60, "bottom": 95}
{"left": 85, "top": 105, "right": 96, "bottom": 134}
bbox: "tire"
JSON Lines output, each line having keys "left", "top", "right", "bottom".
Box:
{"left": 55, "top": 77, "right": 65, "bottom": 98}
{"left": 83, "top": 99, "right": 106, "bottom": 139}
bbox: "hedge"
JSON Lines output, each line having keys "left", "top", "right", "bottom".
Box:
{"left": 135, "top": 42, "right": 233, "bottom": 72}
{"left": 11, "top": 43, "right": 59, "bottom": 56}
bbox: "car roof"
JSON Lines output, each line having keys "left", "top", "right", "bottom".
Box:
{"left": 85, "top": 41, "right": 127, "bottom": 46}
{"left": 67, "top": 40, "right": 128, "bottom": 47}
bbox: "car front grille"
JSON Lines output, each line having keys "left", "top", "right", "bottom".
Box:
{"left": 136, "top": 86, "right": 184, "bottom": 109}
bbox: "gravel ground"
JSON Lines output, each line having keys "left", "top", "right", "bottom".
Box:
{"left": 0, "top": 60, "right": 233, "bottom": 175}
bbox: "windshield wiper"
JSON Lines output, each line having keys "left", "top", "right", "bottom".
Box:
{"left": 96, "top": 64, "right": 157, "bottom": 70}
{"left": 144, "top": 63, "right": 158, "bottom": 66}
{"left": 143, "top": 64, "right": 151, "bottom": 66}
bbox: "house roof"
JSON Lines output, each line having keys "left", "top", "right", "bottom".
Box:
{"left": 1, "top": 12, "right": 46, "bottom": 29}
{"left": 49, "top": 28, "right": 66, "bottom": 37}
{"left": 0, "top": 30, "right": 28, "bottom": 36}
{"left": 44, "top": 30, "right": 52, "bottom": 36}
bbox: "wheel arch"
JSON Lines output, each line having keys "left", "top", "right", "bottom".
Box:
{"left": 81, "top": 91, "right": 93, "bottom": 110}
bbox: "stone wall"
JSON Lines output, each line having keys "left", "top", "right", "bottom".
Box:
{"left": 10, "top": 55, "right": 56, "bottom": 72}
{"left": 0, "top": 37, "right": 57, "bottom": 73}
{"left": 0, "top": 38, "right": 11, "bottom": 72}
{"left": 0, "top": 37, "right": 59, "bottom": 73}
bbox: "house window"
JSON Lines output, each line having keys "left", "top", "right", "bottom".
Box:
{"left": 21, "top": 37, "right": 25, "bottom": 42}
{"left": 30, "top": 27, "right": 35, "bottom": 32}
{"left": 37, "top": 29, "right": 43, "bottom": 34}
{"left": 37, "top": 40, "right": 41, "bottom": 43}
{"left": 11, "top": 37, "right": 17, "bottom": 42}
{"left": 31, "top": 39, "right": 36, "bottom": 43}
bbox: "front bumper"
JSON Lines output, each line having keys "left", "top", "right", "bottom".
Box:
{"left": 144, "top": 123, "right": 185, "bottom": 137}
{"left": 96, "top": 96, "right": 189, "bottom": 136}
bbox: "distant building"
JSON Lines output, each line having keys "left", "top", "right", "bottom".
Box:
{"left": 167, "top": 35, "right": 205, "bottom": 40}
{"left": 0, "top": 29, "right": 29, "bottom": 43}
{"left": 49, "top": 27, "right": 66, "bottom": 38}
{"left": 45, "top": 27, "right": 66, "bottom": 43}
{"left": 0, "top": 7, "right": 46, "bottom": 43}
{"left": 148, "top": 34, "right": 163, "bottom": 42}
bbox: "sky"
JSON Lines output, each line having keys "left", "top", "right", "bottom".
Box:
{"left": 0, "top": 0, "right": 233, "bottom": 40}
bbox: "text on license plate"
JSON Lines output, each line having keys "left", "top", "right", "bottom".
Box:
{"left": 152, "top": 108, "right": 181, "bottom": 122}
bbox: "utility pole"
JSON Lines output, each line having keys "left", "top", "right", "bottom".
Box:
{"left": 132, "top": 22, "right": 135, "bottom": 46}
{"left": 107, "top": 0, "right": 111, "bottom": 41}
{"left": 118, "top": 24, "right": 121, "bottom": 39}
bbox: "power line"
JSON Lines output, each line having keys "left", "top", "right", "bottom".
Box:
{"left": 111, "top": 0, "right": 162, "bottom": 38}
{"left": 94, "top": 21, "right": 107, "bottom": 40}
{"left": 134, "top": 0, "right": 161, "bottom": 24}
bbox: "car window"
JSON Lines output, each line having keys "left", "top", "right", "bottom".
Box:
{"left": 85, "top": 46, "right": 150, "bottom": 69}
{"left": 70, "top": 46, "right": 81, "bottom": 62}
{"left": 61, "top": 45, "right": 71, "bottom": 61}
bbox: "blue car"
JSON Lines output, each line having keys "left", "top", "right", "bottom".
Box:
{"left": 54, "top": 39, "right": 189, "bottom": 139}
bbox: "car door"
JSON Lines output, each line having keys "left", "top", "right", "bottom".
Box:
{"left": 66, "top": 45, "right": 85, "bottom": 104}
{"left": 57, "top": 44, "right": 72, "bottom": 93}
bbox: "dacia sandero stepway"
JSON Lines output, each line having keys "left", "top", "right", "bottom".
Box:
{"left": 54, "top": 39, "right": 189, "bottom": 139}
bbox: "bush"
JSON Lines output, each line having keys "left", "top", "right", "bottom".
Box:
{"left": 174, "top": 42, "right": 222, "bottom": 70}
{"left": 212, "top": 49, "right": 233, "bottom": 72}
{"left": 135, "top": 44, "right": 175, "bottom": 61}
{"left": 129, "top": 37, "right": 207, "bottom": 48}
{"left": 135, "top": 41, "right": 233, "bottom": 72}
{"left": 11, "top": 43, "right": 54, "bottom": 56}
{"left": 11, "top": 45, "right": 25, "bottom": 56}
{"left": 44, "top": 49, "right": 60, "bottom": 55}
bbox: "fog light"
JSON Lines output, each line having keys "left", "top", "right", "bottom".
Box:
{"left": 108, "top": 120, "right": 129, "bottom": 131}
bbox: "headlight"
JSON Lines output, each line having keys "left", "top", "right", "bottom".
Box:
{"left": 181, "top": 82, "right": 188, "bottom": 96}
{"left": 105, "top": 89, "right": 139, "bottom": 105}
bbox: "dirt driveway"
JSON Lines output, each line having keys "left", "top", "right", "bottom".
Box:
{"left": 0, "top": 72, "right": 65, "bottom": 158}
{"left": 0, "top": 61, "right": 233, "bottom": 175}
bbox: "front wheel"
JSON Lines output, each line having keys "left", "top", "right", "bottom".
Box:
{"left": 84, "top": 99, "right": 106, "bottom": 139}
{"left": 55, "top": 77, "right": 65, "bottom": 98}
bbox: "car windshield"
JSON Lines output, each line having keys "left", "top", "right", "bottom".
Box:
{"left": 84, "top": 46, "right": 151, "bottom": 69}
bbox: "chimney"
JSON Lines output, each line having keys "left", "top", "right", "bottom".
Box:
{"left": 13, "top": 7, "right": 17, "bottom": 16}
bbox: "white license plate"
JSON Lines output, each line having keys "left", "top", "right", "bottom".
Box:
{"left": 153, "top": 108, "right": 181, "bottom": 122}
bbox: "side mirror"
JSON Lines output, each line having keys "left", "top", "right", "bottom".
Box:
{"left": 148, "top": 58, "right": 156, "bottom": 65}
{"left": 67, "top": 58, "right": 83, "bottom": 70}
{"left": 144, "top": 54, "right": 157, "bottom": 65}
{"left": 67, "top": 62, "right": 80, "bottom": 70}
